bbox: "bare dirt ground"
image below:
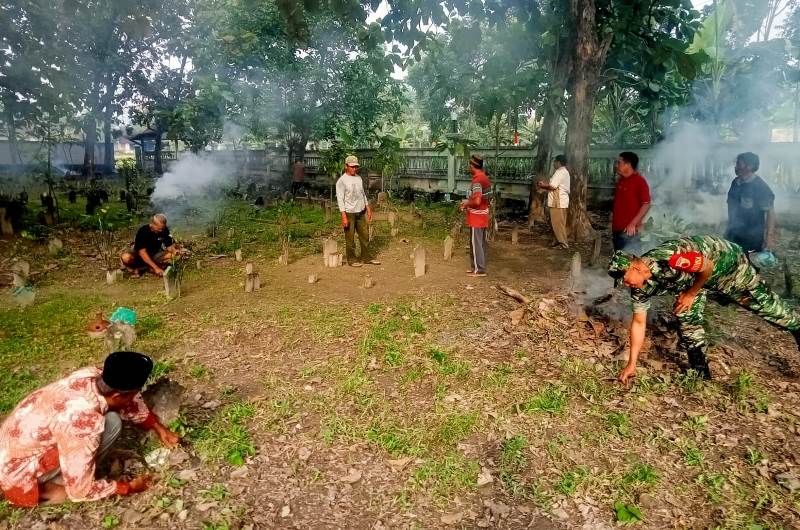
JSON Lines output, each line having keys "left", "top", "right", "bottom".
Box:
{"left": 2, "top": 204, "right": 800, "bottom": 530}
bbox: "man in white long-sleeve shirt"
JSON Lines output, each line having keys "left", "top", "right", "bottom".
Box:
{"left": 335, "top": 156, "right": 380, "bottom": 267}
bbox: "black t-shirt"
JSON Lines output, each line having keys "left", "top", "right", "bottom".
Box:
{"left": 726, "top": 175, "right": 773, "bottom": 252}
{"left": 133, "top": 224, "right": 173, "bottom": 257}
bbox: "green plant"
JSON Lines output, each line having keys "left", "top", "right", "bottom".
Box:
{"left": 683, "top": 414, "right": 708, "bottom": 433}
{"left": 429, "top": 348, "right": 470, "bottom": 378}
{"left": 614, "top": 501, "right": 644, "bottom": 525}
{"left": 604, "top": 412, "right": 632, "bottom": 437}
{"left": 190, "top": 364, "right": 208, "bottom": 378}
{"left": 484, "top": 363, "right": 513, "bottom": 388}
{"left": 520, "top": 384, "right": 568, "bottom": 415}
{"left": 683, "top": 445, "right": 704, "bottom": 467}
{"left": 675, "top": 369, "right": 705, "bottom": 393}
{"left": 697, "top": 473, "right": 726, "bottom": 503}
{"left": 555, "top": 467, "right": 588, "bottom": 495}
{"left": 201, "top": 484, "right": 229, "bottom": 501}
{"left": 149, "top": 360, "right": 174, "bottom": 383}
{"left": 101, "top": 514, "right": 120, "bottom": 529}
{"left": 621, "top": 462, "right": 660, "bottom": 489}
{"left": 745, "top": 447, "right": 763, "bottom": 466}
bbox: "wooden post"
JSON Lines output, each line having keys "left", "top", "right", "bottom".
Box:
{"left": 443, "top": 236, "right": 453, "bottom": 261}
{"left": 413, "top": 246, "right": 427, "bottom": 278}
{"left": 511, "top": 227, "right": 519, "bottom": 245}
{"left": 235, "top": 249, "right": 242, "bottom": 262}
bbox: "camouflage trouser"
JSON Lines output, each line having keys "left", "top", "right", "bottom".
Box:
{"left": 678, "top": 253, "right": 800, "bottom": 358}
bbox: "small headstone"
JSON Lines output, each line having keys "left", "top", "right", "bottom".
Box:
{"left": 12, "top": 260, "right": 30, "bottom": 278}
{"left": 227, "top": 228, "right": 235, "bottom": 239}
{"left": 234, "top": 249, "right": 242, "bottom": 262}
{"left": 164, "top": 275, "right": 179, "bottom": 300}
{"left": 67, "top": 190, "right": 77, "bottom": 204}
{"left": 196, "top": 260, "right": 202, "bottom": 270}
{"left": 106, "top": 269, "right": 120, "bottom": 285}
{"left": 42, "top": 211, "right": 55, "bottom": 226}
{"left": 443, "top": 236, "right": 454, "bottom": 261}
{"left": 391, "top": 227, "right": 399, "bottom": 237}
{"left": 388, "top": 211, "right": 397, "bottom": 227}
{"left": 48, "top": 238, "right": 63, "bottom": 256}
{"left": 323, "top": 239, "right": 340, "bottom": 268}
{"left": 589, "top": 235, "right": 602, "bottom": 266}
{"left": 363, "top": 276, "right": 374, "bottom": 289}
{"left": 511, "top": 227, "right": 519, "bottom": 245}
{"left": 377, "top": 192, "right": 388, "bottom": 207}
{"left": 413, "top": 246, "right": 427, "bottom": 278}
{"left": 308, "top": 274, "right": 318, "bottom": 284}
{"left": 245, "top": 275, "right": 254, "bottom": 293}
{"left": 12, "top": 286, "right": 35, "bottom": 307}
{"left": 245, "top": 262, "right": 254, "bottom": 274}
{"left": 252, "top": 273, "right": 261, "bottom": 291}
{"left": 0, "top": 208, "right": 14, "bottom": 235}
{"left": 278, "top": 249, "right": 289, "bottom": 266}
{"left": 569, "top": 252, "right": 582, "bottom": 292}
{"left": 369, "top": 223, "right": 375, "bottom": 242}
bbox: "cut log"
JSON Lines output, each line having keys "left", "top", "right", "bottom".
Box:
{"left": 496, "top": 285, "right": 531, "bottom": 305}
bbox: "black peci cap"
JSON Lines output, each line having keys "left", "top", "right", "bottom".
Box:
{"left": 102, "top": 351, "right": 154, "bottom": 391}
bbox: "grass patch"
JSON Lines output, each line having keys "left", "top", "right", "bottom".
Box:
{"left": 499, "top": 435, "right": 528, "bottom": 496}
{"left": 621, "top": 462, "right": 660, "bottom": 490}
{"left": 697, "top": 472, "right": 727, "bottom": 503}
{"left": 604, "top": 412, "right": 632, "bottom": 437}
{"left": 433, "top": 412, "right": 477, "bottom": 447}
{"left": 614, "top": 501, "right": 645, "bottom": 525}
{"left": 682, "top": 445, "right": 704, "bottom": 467}
{"left": 365, "top": 421, "right": 423, "bottom": 456}
{"left": 429, "top": 348, "right": 470, "bottom": 378}
{"left": 730, "top": 371, "right": 770, "bottom": 413}
{"left": 194, "top": 402, "right": 257, "bottom": 466}
{"left": 483, "top": 363, "right": 513, "bottom": 388}
{"left": 675, "top": 370, "right": 706, "bottom": 394}
{"left": 411, "top": 453, "right": 480, "bottom": 498}
{"left": 555, "top": 466, "right": 588, "bottom": 496}
{"left": 520, "top": 384, "right": 568, "bottom": 415}
{"left": 745, "top": 446, "right": 764, "bottom": 466}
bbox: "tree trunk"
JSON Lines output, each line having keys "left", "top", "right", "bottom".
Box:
{"left": 566, "top": 0, "right": 613, "bottom": 241}
{"left": 103, "top": 111, "right": 114, "bottom": 174}
{"left": 2, "top": 96, "right": 21, "bottom": 166}
{"left": 527, "top": 36, "right": 572, "bottom": 226}
{"left": 154, "top": 130, "right": 164, "bottom": 174}
{"left": 83, "top": 114, "right": 96, "bottom": 178}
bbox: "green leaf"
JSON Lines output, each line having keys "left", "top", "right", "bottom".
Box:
{"left": 614, "top": 501, "right": 644, "bottom": 524}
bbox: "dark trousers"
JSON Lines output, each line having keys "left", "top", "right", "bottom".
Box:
{"left": 612, "top": 231, "right": 642, "bottom": 253}
{"left": 468, "top": 227, "right": 487, "bottom": 273}
{"left": 344, "top": 210, "right": 371, "bottom": 263}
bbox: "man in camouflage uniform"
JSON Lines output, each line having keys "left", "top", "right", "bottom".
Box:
{"left": 608, "top": 235, "right": 800, "bottom": 382}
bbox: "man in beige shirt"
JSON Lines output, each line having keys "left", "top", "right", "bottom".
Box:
{"left": 537, "top": 154, "right": 570, "bottom": 249}
{"left": 335, "top": 155, "right": 380, "bottom": 267}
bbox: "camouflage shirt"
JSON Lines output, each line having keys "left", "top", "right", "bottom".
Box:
{"left": 630, "top": 235, "right": 745, "bottom": 312}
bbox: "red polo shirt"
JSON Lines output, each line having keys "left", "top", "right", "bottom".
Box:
{"left": 612, "top": 172, "right": 651, "bottom": 231}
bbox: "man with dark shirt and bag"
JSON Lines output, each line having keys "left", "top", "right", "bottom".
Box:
{"left": 726, "top": 152, "right": 776, "bottom": 253}
{"left": 120, "top": 214, "right": 179, "bottom": 277}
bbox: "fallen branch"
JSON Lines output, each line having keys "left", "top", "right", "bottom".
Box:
{"left": 496, "top": 284, "right": 531, "bottom": 305}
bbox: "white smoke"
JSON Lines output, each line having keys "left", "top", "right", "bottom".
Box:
{"left": 151, "top": 153, "right": 228, "bottom": 202}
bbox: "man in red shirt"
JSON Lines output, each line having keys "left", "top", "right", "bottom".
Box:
{"left": 612, "top": 151, "right": 651, "bottom": 252}
{"left": 460, "top": 155, "right": 492, "bottom": 277}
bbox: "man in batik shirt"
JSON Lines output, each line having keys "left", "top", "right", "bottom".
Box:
{"left": 607, "top": 235, "right": 800, "bottom": 382}
{"left": 0, "top": 351, "right": 179, "bottom": 506}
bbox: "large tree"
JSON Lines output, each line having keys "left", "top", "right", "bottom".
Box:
{"left": 384, "top": 0, "right": 702, "bottom": 238}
